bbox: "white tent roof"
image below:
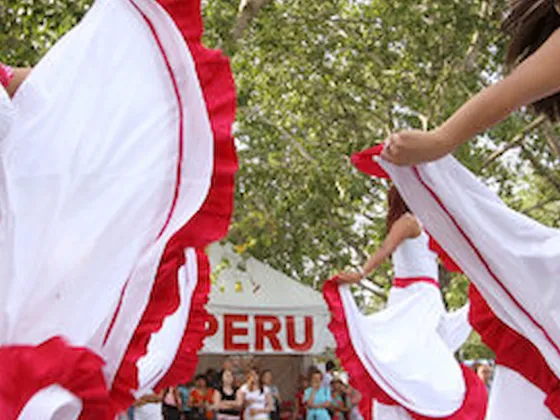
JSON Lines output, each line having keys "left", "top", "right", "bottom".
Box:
{"left": 207, "top": 243, "right": 328, "bottom": 314}
{"left": 203, "top": 243, "right": 335, "bottom": 354}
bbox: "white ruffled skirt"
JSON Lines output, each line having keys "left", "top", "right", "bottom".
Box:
{"left": 324, "top": 279, "right": 486, "bottom": 420}
{"left": 379, "top": 155, "right": 560, "bottom": 418}
{"left": 0, "top": 0, "right": 236, "bottom": 417}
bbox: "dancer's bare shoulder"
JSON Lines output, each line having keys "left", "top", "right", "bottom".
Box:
{"left": 394, "top": 212, "right": 422, "bottom": 239}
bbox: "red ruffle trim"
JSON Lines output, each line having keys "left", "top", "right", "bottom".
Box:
{"left": 407, "top": 166, "right": 560, "bottom": 416}
{"left": 350, "top": 145, "right": 390, "bottom": 180}
{"left": 427, "top": 236, "right": 462, "bottom": 274}
{"left": 0, "top": 62, "right": 14, "bottom": 89}
{"left": 108, "top": 0, "right": 236, "bottom": 414}
{"left": 469, "top": 284, "right": 560, "bottom": 416}
{"left": 351, "top": 146, "right": 461, "bottom": 275}
{"left": 154, "top": 249, "right": 211, "bottom": 390}
{"left": 0, "top": 337, "right": 110, "bottom": 419}
{"left": 323, "top": 278, "right": 487, "bottom": 420}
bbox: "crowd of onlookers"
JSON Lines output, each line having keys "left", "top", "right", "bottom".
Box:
{"left": 121, "top": 360, "right": 363, "bottom": 420}
{"left": 122, "top": 358, "right": 495, "bottom": 420}
{"left": 294, "top": 361, "right": 363, "bottom": 420}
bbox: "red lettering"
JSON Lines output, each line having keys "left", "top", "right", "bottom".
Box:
{"left": 224, "top": 314, "right": 249, "bottom": 351}
{"left": 205, "top": 314, "right": 219, "bottom": 337}
{"left": 286, "top": 316, "right": 313, "bottom": 351}
{"left": 255, "top": 315, "right": 282, "bottom": 351}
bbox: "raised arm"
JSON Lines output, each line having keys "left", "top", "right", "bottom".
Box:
{"left": 382, "top": 28, "right": 560, "bottom": 165}
{"left": 338, "top": 213, "right": 421, "bottom": 284}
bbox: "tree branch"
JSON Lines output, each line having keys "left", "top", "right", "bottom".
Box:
{"left": 543, "top": 121, "right": 560, "bottom": 157}
{"left": 521, "top": 197, "right": 560, "bottom": 215}
{"left": 482, "top": 115, "right": 546, "bottom": 169}
{"left": 231, "top": 0, "right": 274, "bottom": 42}
{"left": 520, "top": 144, "right": 560, "bottom": 194}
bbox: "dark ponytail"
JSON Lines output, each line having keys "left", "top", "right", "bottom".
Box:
{"left": 503, "top": 0, "right": 560, "bottom": 121}
{"left": 386, "top": 186, "right": 410, "bottom": 232}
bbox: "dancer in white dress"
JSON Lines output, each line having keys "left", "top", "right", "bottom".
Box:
{"left": 0, "top": 0, "right": 236, "bottom": 417}
{"left": 366, "top": 2, "right": 560, "bottom": 419}
{"left": 323, "top": 187, "right": 487, "bottom": 420}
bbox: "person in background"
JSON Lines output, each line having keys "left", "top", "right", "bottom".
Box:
{"left": 343, "top": 383, "right": 362, "bottom": 420}
{"left": 189, "top": 374, "right": 216, "bottom": 420}
{"left": 293, "top": 375, "right": 309, "bottom": 420}
{"left": 321, "top": 361, "right": 335, "bottom": 389}
{"left": 126, "top": 406, "right": 136, "bottom": 420}
{"left": 162, "top": 387, "right": 183, "bottom": 420}
{"left": 134, "top": 392, "right": 164, "bottom": 420}
{"left": 219, "top": 358, "right": 235, "bottom": 382}
{"left": 178, "top": 382, "right": 194, "bottom": 419}
{"left": 374, "top": 5, "right": 560, "bottom": 415}
{"left": 239, "top": 368, "right": 273, "bottom": 420}
{"left": 214, "top": 369, "right": 242, "bottom": 420}
{"left": 206, "top": 368, "right": 221, "bottom": 390}
{"left": 261, "top": 370, "right": 281, "bottom": 420}
{"left": 330, "top": 379, "right": 349, "bottom": 420}
{"left": 304, "top": 371, "right": 331, "bottom": 420}
{"left": 476, "top": 363, "right": 494, "bottom": 393}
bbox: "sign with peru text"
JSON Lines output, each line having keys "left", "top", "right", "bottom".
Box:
{"left": 201, "top": 311, "right": 331, "bottom": 354}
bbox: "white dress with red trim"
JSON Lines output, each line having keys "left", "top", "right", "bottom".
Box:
{"left": 376, "top": 154, "right": 560, "bottom": 419}
{"left": 0, "top": 0, "right": 236, "bottom": 417}
{"left": 323, "top": 231, "right": 487, "bottom": 420}
{"left": 0, "top": 84, "right": 15, "bottom": 141}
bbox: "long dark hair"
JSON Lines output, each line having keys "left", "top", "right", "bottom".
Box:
{"left": 386, "top": 186, "right": 410, "bottom": 232}
{"left": 503, "top": 0, "right": 560, "bottom": 120}
{"left": 248, "top": 368, "right": 265, "bottom": 394}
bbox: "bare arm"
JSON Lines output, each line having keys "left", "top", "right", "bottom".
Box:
{"left": 250, "top": 392, "right": 274, "bottom": 415}
{"left": 238, "top": 388, "right": 249, "bottom": 408}
{"left": 174, "top": 388, "right": 183, "bottom": 408}
{"left": 362, "top": 213, "right": 420, "bottom": 274}
{"left": 265, "top": 392, "right": 274, "bottom": 412}
{"left": 134, "top": 392, "right": 163, "bottom": 406}
{"left": 213, "top": 389, "right": 222, "bottom": 409}
{"left": 293, "top": 398, "right": 301, "bottom": 420}
{"left": 188, "top": 392, "right": 197, "bottom": 408}
{"left": 235, "top": 388, "right": 244, "bottom": 408}
{"left": 212, "top": 391, "right": 224, "bottom": 410}
{"left": 6, "top": 68, "right": 31, "bottom": 97}
{"left": 382, "top": 28, "right": 560, "bottom": 165}
{"left": 338, "top": 214, "right": 421, "bottom": 283}
{"left": 439, "top": 28, "right": 560, "bottom": 148}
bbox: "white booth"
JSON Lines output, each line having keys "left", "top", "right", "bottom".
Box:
{"left": 197, "top": 243, "right": 334, "bottom": 401}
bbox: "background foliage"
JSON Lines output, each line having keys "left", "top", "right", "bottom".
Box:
{"left": 4, "top": 0, "right": 560, "bottom": 358}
